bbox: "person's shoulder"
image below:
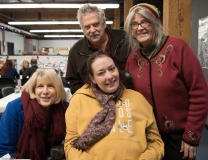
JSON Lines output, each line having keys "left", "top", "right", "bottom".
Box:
{"left": 166, "top": 36, "right": 191, "bottom": 51}
{"left": 69, "top": 37, "right": 86, "bottom": 55}
{"left": 28, "top": 66, "right": 34, "bottom": 70}
{"left": 5, "top": 97, "right": 23, "bottom": 112}
{"left": 167, "top": 35, "right": 187, "bottom": 44}
{"left": 9, "top": 67, "right": 18, "bottom": 73}
{"left": 70, "top": 84, "right": 94, "bottom": 100}
{"left": 122, "top": 89, "right": 152, "bottom": 108}
{"left": 11, "top": 67, "right": 17, "bottom": 71}
{"left": 25, "top": 67, "right": 30, "bottom": 71}
{"left": 123, "top": 88, "right": 143, "bottom": 96}
{"left": 33, "top": 66, "right": 38, "bottom": 69}
{"left": 128, "top": 47, "right": 140, "bottom": 56}
{"left": 71, "top": 37, "right": 85, "bottom": 48}
{"left": 8, "top": 97, "right": 22, "bottom": 105}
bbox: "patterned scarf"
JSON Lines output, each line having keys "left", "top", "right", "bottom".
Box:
{"left": 71, "top": 83, "right": 124, "bottom": 150}
{"left": 14, "top": 91, "right": 67, "bottom": 160}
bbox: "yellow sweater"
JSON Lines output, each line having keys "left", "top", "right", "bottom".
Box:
{"left": 64, "top": 84, "right": 164, "bottom": 160}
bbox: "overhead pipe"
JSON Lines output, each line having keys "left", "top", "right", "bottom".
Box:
{"left": 0, "top": 22, "right": 42, "bottom": 38}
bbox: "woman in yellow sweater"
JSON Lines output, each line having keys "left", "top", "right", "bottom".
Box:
{"left": 64, "top": 50, "right": 164, "bottom": 160}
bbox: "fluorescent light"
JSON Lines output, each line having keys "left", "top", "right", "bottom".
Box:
{"left": 0, "top": 4, "right": 119, "bottom": 9}
{"left": 9, "top": 21, "right": 113, "bottom": 25}
{"left": 44, "top": 35, "right": 84, "bottom": 38}
{"left": 30, "top": 29, "right": 83, "bottom": 33}
{"left": 0, "top": 22, "right": 41, "bottom": 38}
{"left": 9, "top": 21, "right": 78, "bottom": 25}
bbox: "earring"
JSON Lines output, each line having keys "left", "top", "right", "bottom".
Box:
{"left": 132, "top": 34, "right": 136, "bottom": 39}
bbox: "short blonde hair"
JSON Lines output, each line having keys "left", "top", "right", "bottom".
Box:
{"left": 21, "top": 69, "right": 66, "bottom": 103}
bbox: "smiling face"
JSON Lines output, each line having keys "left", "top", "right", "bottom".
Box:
{"left": 81, "top": 12, "right": 106, "bottom": 45}
{"left": 131, "top": 13, "right": 154, "bottom": 47}
{"left": 89, "top": 55, "right": 120, "bottom": 93}
{"left": 35, "top": 78, "right": 57, "bottom": 111}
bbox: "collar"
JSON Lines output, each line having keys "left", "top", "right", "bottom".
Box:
{"left": 140, "top": 35, "right": 168, "bottom": 60}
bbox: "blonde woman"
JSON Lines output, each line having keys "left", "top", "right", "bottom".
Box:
{"left": 19, "top": 60, "right": 29, "bottom": 75}
{"left": 0, "top": 69, "right": 68, "bottom": 160}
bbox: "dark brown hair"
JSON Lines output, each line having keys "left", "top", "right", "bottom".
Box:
{"left": 0, "top": 59, "right": 13, "bottom": 76}
{"left": 81, "top": 50, "right": 124, "bottom": 84}
{"left": 30, "top": 58, "right": 37, "bottom": 65}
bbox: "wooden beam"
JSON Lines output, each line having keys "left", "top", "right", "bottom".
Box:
{"left": 2, "top": 30, "right": 5, "bottom": 52}
{"left": 124, "top": 0, "right": 133, "bottom": 22}
{"left": 24, "top": 35, "right": 26, "bottom": 52}
{"left": 113, "top": 8, "right": 120, "bottom": 29}
{"left": 163, "top": 0, "right": 191, "bottom": 44}
{"left": 0, "top": 8, "right": 115, "bottom": 21}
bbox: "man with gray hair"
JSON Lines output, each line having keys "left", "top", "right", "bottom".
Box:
{"left": 66, "top": 4, "right": 130, "bottom": 94}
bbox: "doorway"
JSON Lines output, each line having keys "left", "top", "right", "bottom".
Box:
{"left": 7, "top": 42, "right": 14, "bottom": 55}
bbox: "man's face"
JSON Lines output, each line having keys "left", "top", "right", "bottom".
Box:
{"left": 81, "top": 12, "right": 106, "bottom": 45}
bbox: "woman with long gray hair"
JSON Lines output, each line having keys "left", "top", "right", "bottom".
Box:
{"left": 124, "top": 3, "right": 208, "bottom": 160}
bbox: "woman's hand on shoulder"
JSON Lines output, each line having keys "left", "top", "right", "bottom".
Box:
{"left": 180, "top": 140, "right": 197, "bottom": 160}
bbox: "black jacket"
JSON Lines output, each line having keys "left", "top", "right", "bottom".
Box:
{"left": 22, "top": 66, "right": 38, "bottom": 79}
{"left": 66, "top": 27, "right": 131, "bottom": 94}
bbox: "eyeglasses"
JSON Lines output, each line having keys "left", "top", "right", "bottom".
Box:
{"left": 131, "top": 20, "right": 151, "bottom": 29}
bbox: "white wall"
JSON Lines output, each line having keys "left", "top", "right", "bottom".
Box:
{"left": 0, "top": 30, "right": 79, "bottom": 76}
{"left": 191, "top": 0, "right": 208, "bottom": 125}
{"left": 38, "top": 39, "right": 78, "bottom": 54}
{"left": 0, "top": 30, "right": 24, "bottom": 55}
{"left": 6, "top": 32, "right": 24, "bottom": 55}
{"left": 0, "top": 30, "right": 79, "bottom": 55}
{"left": 33, "top": 39, "right": 39, "bottom": 51}
{"left": 25, "top": 39, "right": 78, "bottom": 54}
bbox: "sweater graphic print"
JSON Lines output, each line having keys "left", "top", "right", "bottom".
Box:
{"left": 111, "top": 99, "right": 133, "bottom": 134}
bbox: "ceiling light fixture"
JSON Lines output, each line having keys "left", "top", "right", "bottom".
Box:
{"left": 30, "top": 29, "right": 83, "bottom": 33}
{"left": 0, "top": 4, "right": 119, "bottom": 9}
{"left": 0, "top": 22, "right": 40, "bottom": 37}
{"left": 9, "top": 21, "right": 113, "bottom": 25}
{"left": 44, "top": 35, "right": 84, "bottom": 38}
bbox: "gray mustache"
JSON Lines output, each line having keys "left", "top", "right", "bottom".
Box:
{"left": 90, "top": 32, "right": 99, "bottom": 36}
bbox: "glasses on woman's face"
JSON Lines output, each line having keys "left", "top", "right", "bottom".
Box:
{"left": 131, "top": 20, "right": 151, "bottom": 29}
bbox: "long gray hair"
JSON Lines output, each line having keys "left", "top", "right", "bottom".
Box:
{"left": 124, "top": 6, "right": 165, "bottom": 50}
{"left": 77, "top": 4, "right": 106, "bottom": 28}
